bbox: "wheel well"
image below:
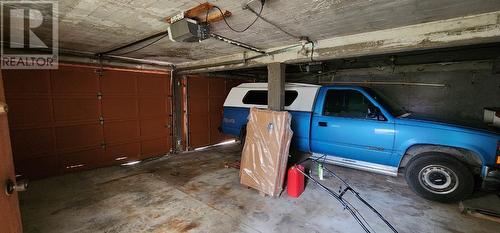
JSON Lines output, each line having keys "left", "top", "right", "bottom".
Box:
{"left": 399, "top": 145, "right": 483, "bottom": 175}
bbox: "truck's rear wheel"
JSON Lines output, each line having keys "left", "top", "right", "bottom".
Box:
{"left": 405, "top": 154, "right": 474, "bottom": 203}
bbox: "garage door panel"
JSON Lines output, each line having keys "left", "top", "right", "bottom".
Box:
{"left": 6, "top": 98, "right": 52, "bottom": 126}
{"left": 55, "top": 124, "right": 103, "bottom": 150}
{"left": 103, "top": 142, "right": 141, "bottom": 165}
{"left": 209, "top": 78, "right": 226, "bottom": 97}
{"left": 209, "top": 97, "right": 225, "bottom": 115}
{"left": 188, "top": 98, "right": 209, "bottom": 114}
{"left": 101, "top": 70, "right": 137, "bottom": 94}
{"left": 104, "top": 71, "right": 172, "bottom": 161}
{"left": 104, "top": 120, "right": 139, "bottom": 144}
{"left": 141, "top": 138, "right": 170, "bottom": 159}
{"left": 51, "top": 66, "right": 99, "bottom": 94}
{"left": 210, "top": 106, "right": 223, "bottom": 116}
{"left": 10, "top": 128, "right": 54, "bottom": 160}
{"left": 210, "top": 112, "right": 223, "bottom": 128}
{"left": 187, "top": 76, "right": 240, "bottom": 148}
{"left": 102, "top": 97, "right": 138, "bottom": 119}
{"left": 3, "top": 66, "right": 172, "bottom": 179}
{"left": 210, "top": 128, "right": 226, "bottom": 145}
{"left": 189, "top": 116, "right": 209, "bottom": 134}
{"left": 138, "top": 74, "right": 167, "bottom": 95}
{"left": 189, "top": 133, "right": 210, "bottom": 148}
{"left": 139, "top": 97, "right": 167, "bottom": 117}
{"left": 140, "top": 118, "right": 168, "bottom": 138}
{"left": 3, "top": 70, "right": 50, "bottom": 94}
{"left": 210, "top": 110, "right": 225, "bottom": 143}
{"left": 60, "top": 148, "right": 103, "bottom": 173}
{"left": 53, "top": 97, "right": 100, "bottom": 122}
{"left": 14, "top": 156, "right": 59, "bottom": 179}
{"left": 188, "top": 78, "right": 209, "bottom": 97}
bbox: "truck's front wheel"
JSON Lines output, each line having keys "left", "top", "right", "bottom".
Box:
{"left": 405, "top": 154, "right": 474, "bottom": 202}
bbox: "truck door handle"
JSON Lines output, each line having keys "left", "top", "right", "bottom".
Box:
{"left": 318, "top": 122, "right": 327, "bottom": 127}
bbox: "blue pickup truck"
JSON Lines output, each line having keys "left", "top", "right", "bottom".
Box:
{"left": 221, "top": 83, "right": 500, "bottom": 202}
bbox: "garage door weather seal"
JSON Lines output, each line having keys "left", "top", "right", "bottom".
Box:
{"left": 297, "top": 156, "right": 399, "bottom": 233}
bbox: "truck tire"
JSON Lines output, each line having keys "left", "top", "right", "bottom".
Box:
{"left": 405, "top": 154, "right": 474, "bottom": 203}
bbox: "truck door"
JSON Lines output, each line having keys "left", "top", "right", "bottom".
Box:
{"left": 310, "top": 88, "right": 396, "bottom": 166}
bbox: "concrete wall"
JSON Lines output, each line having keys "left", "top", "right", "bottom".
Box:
{"left": 314, "top": 60, "right": 500, "bottom": 123}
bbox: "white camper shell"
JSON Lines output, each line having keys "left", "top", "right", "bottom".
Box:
{"left": 223, "top": 83, "right": 321, "bottom": 112}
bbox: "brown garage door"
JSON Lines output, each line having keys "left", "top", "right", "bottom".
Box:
{"left": 100, "top": 69, "right": 172, "bottom": 166}
{"left": 186, "top": 75, "right": 247, "bottom": 149}
{"left": 3, "top": 64, "right": 172, "bottom": 179}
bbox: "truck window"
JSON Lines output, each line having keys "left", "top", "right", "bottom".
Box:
{"left": 364, "top": 88, "right": 407, "bottom": 117}
{"left": 323, "top": 90, "right": 374, "bottom": 118}
{"left": 242, "top": 90, "right": 298, "bottom": 106}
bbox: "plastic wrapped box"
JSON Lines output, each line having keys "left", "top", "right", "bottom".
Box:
{"left": 240, "top": 107, "right": 293, "bottom": 197}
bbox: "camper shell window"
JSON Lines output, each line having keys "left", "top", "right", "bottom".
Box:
{"left": 242, "top": 90, "right": 298, "bottom": 106}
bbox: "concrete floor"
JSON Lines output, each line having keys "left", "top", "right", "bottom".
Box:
{"left": 20, "top": 143, "right": 500, "bottom": 233}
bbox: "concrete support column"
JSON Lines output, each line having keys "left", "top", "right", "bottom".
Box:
{"left": 267, "top": 63, "right": 286, "bottom": 111}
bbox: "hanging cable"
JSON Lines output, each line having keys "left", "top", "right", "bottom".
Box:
{"left": 112, "top": 34, "right": 168, "bottom": 56}
{"left": 213, "top": 1, "right": 264, "bottom": 33}
{"left": 98, "top": 31, "right": 168, "bottom": 56}
{"left": 246, "top": 6, "right": 299, "bottom": 39}
{"left": 245, "top": 2, "right": 315, "bottom": 62}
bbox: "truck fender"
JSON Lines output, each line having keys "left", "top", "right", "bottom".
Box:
{"left": 399, "top": 144, "right": 483, "bottom": 175}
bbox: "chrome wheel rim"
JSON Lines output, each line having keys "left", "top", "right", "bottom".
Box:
{"left": 418, "top": 165, "right": 459, "bottom": 194}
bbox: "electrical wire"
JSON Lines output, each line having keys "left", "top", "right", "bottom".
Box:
{"left": 246, "top": 6, "right": 299, "bottom": 39}
{"left": 99, "top": 31, "right": 168, "bottom": 55}
{"left": 112, "top": 34, "right": 168, "bottom": 56}
{"left": 213, "top": 2, "right": 264, "bottom": 33}
{"left": 246, "top": 3, "right": 315, "bottom": 62}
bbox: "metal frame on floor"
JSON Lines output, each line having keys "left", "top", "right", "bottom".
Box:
{"left": 297, "top": 155, "right": 399, "bottom": 233}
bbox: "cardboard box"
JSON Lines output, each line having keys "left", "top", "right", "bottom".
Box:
{"left": 240, "top": 108, "right": 293, "bottom": 197}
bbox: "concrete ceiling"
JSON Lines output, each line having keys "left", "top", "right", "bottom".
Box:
{"left": 4, "top": 0, "right": 500, "bottom": 64}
